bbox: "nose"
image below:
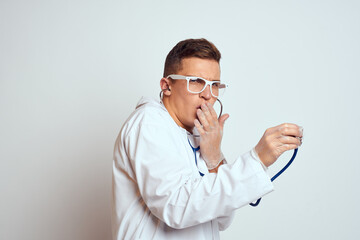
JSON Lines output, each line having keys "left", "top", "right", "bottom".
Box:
{"left": 200, "top": 85, "right": 212, "bottom": 100}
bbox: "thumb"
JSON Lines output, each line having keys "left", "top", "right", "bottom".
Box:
{"left": 218, "top": 113, "right": 229, "bottom": 129}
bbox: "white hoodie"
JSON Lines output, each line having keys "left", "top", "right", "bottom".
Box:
{"left": 112, "top": 97, "right": 273, "bottom": 240}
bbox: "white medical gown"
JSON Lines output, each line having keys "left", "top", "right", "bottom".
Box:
{"left": 112, "top": 97, "right": 273, "bottom": 239}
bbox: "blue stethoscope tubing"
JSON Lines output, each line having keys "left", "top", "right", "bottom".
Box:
{"left": 249, "top": 148, "right": 298, "bottom": 207}
{"left": 188, "top": 138, "right": 205, "bottom": 176}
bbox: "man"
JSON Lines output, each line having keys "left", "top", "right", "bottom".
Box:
{"left": 112, "top": 38, "right": 303, "bottom": 239}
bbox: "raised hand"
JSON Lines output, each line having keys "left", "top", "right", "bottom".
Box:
{"left": 194, "top": 102, "right": 229, "bottom": 169}
{"left": 255, "top": 123, "right": 303, "bottom": 167}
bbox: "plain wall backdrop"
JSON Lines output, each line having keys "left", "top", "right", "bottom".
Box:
{"left": 1, "top": 0, "right": 359, "bottom": 239}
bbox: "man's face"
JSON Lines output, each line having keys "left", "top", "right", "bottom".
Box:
{"left": 163, "top": 57, "right": 220, "bottom": 132}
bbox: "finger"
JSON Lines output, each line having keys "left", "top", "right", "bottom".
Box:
{"left": 201, "top": 103, "right": 217, "bottom": 127}
{"left": 263, "top": 124, "right": 303, "bottom": 139}
{"left": 278, "top": 124, "right": 303, "bottom": 138}
{"left": 278, "top": 135, "right": 302, "bottom": 147}
{"left": 276, "top": 123, "right": 301, "bottom": 133}
{"left": 299, "top": 127, "right": 304, "bottom": 138}
{"left": 276, "top": 144, "right": 299, "bottom": 157}
{"left": 218, "top": 113, "right": 229, "bottom": 130}
{"left": 263, "top": 123, "right": 296, "bottom": 136}
{"left": 277, "top": 144, "right": 298, "bottom": 157}
{"left": 206, "top": 102, "right": 218, "bottom": 120}
{"left": 281, "top": 143, "right": 299, "bottom": 152}
{"left": 278, "top": 123, "right": 300, "bottom": 129}
{"left": 298, "top": 137, "right": 303, "bottom": 146}
{"left": 197, "top": 108, "right": 210, "bottom": 130}
{"left": 194, "top": 119, "right": 206, "bottom": 135}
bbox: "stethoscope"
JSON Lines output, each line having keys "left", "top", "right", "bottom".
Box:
{"left": 161, "top": 93, "right": 298, "bottom": 207}
{"left": 185, "top": 98, "right": 298, "bottom": 207}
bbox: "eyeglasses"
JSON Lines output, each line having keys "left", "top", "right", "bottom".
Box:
{"left": 167, "top": 74, "right": 228, "bottom": 98}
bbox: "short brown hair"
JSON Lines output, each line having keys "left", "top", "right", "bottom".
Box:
{"left": 163, "top": 38, "right": 221, "bottom": 77}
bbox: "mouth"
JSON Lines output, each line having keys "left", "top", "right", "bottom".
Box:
{"left": 197, "top": 103, "right": 206, "bottom": 109}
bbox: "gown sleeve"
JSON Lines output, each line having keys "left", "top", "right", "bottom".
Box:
{"left": 122, "top": 122, "right": 274, "bottom": 229}
{"left": 217, "top": 211, "right": 235, "bottom": 231}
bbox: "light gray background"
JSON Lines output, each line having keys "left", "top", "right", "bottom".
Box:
{"left": 1, "top": 0, "right": 359, "bottom": 239}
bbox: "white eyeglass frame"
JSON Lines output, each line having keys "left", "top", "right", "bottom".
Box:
{"left": 166, "top": 74, "right": 228, "bottom": 98}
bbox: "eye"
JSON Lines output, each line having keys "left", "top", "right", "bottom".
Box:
{"left": 189, "top": 78, "right": 203, "bottom": 84}
{"left": 212, "top": 82, "right": 220, "bottom": 88}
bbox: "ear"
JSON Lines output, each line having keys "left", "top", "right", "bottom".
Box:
{"left": 160, "top": 77, "right": 172, "bottom": 96}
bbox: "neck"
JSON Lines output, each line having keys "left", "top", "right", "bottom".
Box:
{"left": 162, "top": 97, "right": 193, "bottom": 133}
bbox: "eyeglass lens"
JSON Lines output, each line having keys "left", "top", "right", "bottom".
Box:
{"left": 188, "top": 78, "right": 222, "bottom": 97}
